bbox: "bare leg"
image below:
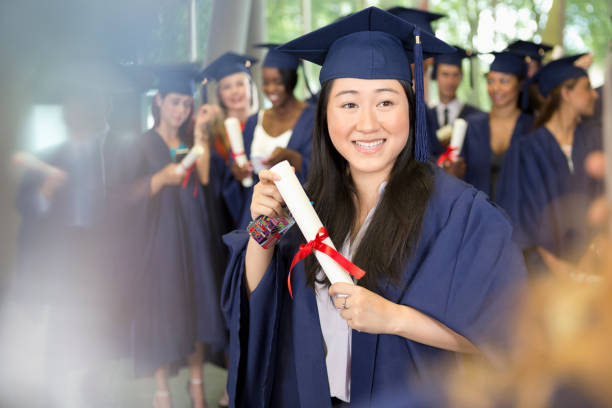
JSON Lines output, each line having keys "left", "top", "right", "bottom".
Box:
{"left": 187, "top": 342, "right": 207, "bottom": 408}
{"left": 218, "top": 353, "right": 229, "bottom": 407}
{"left": 153, "top": 365, "right": 172, "bottom": 408}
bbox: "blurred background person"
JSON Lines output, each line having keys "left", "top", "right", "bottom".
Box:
{"left": 7, "top": 63, "right": 125, "bottom": 408}
{"left": 459, "top": 51, "right": 534, "bottom": 200}
{"left": 107, "top": 64, "right": 227, "bottom": 408}
{"left": 222, "top": 44, "right": 315, "bottom": 228}
{"left": 428, "top": 46, "right": 483, "bottom": 165}
{"left": 199, "top": 52, "right": 259, "bottom": 162}
{"left": 497, "top": 55, "right": 603, "bottom": 277}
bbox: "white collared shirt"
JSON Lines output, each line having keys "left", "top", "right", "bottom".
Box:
{"left": 436, "top": 98, "right": 464, "bottom": 127}
{"left": 314, "top": 182, "right": 387, "bottom": 402}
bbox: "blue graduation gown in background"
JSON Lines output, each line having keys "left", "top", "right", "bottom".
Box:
{"left": 221, "top": 167, "right": 527, "bottom": 408}
{"left": 222, "top": 105, "right": 315, "bottom": 228}
{"left": 496, "top": 124, "right": 603, "bottom": 274}
{"left": 426, "top": 103, "right": 484, "bottom": 158}
{"left": 107, "top": 130, "right": 227, "bottom": 376}
{"left": 461, "top": 112, "right": 534, "bottom": 198}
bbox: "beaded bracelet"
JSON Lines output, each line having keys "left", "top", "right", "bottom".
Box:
{"left": 247, "top": 209, "right": 295, "bottom": 249}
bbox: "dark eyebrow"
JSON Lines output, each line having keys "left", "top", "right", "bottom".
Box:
{"left": 333, "top": 90, "right": 358, "bottom": 97}
{"left": 333, "top": 88, "right": 399, "bottom": 98}
{"left": 375, "top": 88, "right": 399, "bottom": 94}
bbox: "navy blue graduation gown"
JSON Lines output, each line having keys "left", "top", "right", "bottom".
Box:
{"left": 221, "top": 167, "right": 527, "bottom": 408}
{"left": 496, "top": 125, "right": 603, "bottom": 274}
{"left": 426, "top": 103, "right": 484, "bottom": 158}
{"left": 107, "top": 129, "right": 227, "bottom": 376}
{"left": 460, "top": 112, "right": 534, "bottom": 198}
{"left": 222, "top": 105, "right": 315, "bottom": 228}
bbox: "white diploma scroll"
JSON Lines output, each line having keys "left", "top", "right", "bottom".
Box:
{"left": 175, "top": 145, "right": 204, "bottom": 175}
{"left": 448, "top": 118, "right": 468, "bottom": 162}
{"left": 224, "top": 117, "right": 254, "bottom": 187}
{"left": 270, "top": 160, "right": 354, "bottom": 285}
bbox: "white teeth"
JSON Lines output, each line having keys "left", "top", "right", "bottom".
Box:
{"left": 355, "top": 139, "right": 384, "bottom": 148}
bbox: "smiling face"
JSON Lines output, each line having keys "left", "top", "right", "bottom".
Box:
{"left": 155, "top": 92, "right": 193, "bottom": 129}
{"left": 486, "top": 71, "right": 522, "bottom": 109}
{"left": 262, "top": 67, "right": 291, "bottom": 108}
{"left": 326, "top": 78, "right": 411, "bottom": 180}
{"left": 218, "top": 72, "right": 251, "bottom": 111}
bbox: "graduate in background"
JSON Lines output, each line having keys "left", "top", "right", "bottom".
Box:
{"left": 11, "top": 73, "right": 121, "bottom": 407}
{"left": 459, "top": 51, "right": 534, "bottom": 199}
{"left": 428, "top": 46, "right": 483, "bottom": 160}
{"left": 506, "top": 40, "right": 554, "bottom": 115}
{"left": 199, "top": 52, "right": 258, "bottom": 162}
{"left": 222, "top": 44, "right": 315, "bottom": 228}
{"left": 222, "top": 8, "right": 526, "bottom": 407}
{"left": 107, "top": 64, "right": 227, "bottom": 408}
{"left": 496, "top": 55, "right": 603, "bottom": 277}
{"left": 506, "top": 40, "right": 553, "bottom": 79}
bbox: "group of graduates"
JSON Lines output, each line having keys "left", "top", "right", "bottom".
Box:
{"left": 7, "top": 4, "right": 609, "bottom": 408}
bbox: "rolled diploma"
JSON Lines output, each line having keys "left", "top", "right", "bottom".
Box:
{"left": 224, "top": 117, "right": 254, "bottom": 187}
{"left": 175, "top": 145, "right": 204, "bottom": 175}
{"left": 448, "top": 118, "right": 468, "bottom": 162}
{"left": 270, "top": 160, "right": 354, "bottom": 285}
{"left": 12, "top": 151, "right": 62, "bottom": 176}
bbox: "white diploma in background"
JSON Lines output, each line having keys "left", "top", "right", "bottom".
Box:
{"left": 270, "top": 160, "right": 354, "bottom": 285}
{"left": 175, "top": 145, "right": 204, "bottom": 175}
{"left": 449, "top": 118, "right": 468, "bottom": 161}
{"left": 224, "top": 117, "right": 254, "bottom": 187}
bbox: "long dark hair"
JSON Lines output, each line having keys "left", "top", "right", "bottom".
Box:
{"left": 278, "top": 68, "right": 298, "bottom": 94}
{"left": 304, "top": 79, "right": 434, "bottom": 293}
{"left": 532, "top": 77, "right": 579, "bottom": 130}
{"left": 152, "top": 91, "right": 195, "bottom": 147}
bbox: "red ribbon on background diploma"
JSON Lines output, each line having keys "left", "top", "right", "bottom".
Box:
{"left": 436, "top": 146, "right": 457, "bottom": 167}
{"left": 287, "top": 227, "right": 366, "bottom": 298}
{"left": 181, "top": 163, "right": 198, "bottom": 197}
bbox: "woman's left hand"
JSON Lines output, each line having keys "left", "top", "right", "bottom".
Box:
{"left": 194, "top": 104, "right": 221, "bottom": 145}
{"left": 329, "top": 282, "right": 398, "bottom": 335}
{"left": 265, "top": 147, "right": 302, "bottom": 171}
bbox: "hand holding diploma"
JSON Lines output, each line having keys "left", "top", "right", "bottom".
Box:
{"left": 225, "top": 117, "right": 254, "bottom": 187}
{"left": 174, "top": 145, "right": 204, "bottom": 175}
{"left": 269, "top": 161, "right": 360, "bottom": 288}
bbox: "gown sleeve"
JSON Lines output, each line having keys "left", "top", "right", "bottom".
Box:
{"left": 398, "top": 175, "right": 527, "bottom": 356}
{"left": 221, "top": 230, "right": 296, "bottom": 408}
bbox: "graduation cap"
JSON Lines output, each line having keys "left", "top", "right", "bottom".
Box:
{"left": 199, "top": 52, "right": 258, "bottom": 103}
{"left": 277, "top": 7, "right": 455, "bottom": 162}
{"left": 431, "top": 46, "right": 478, "bottom": 80}
{"left": 489, "top": 51, "right": 528, "bottom": 79}
{"left": 531, "top": 54, "right": 588, "bottom": 97}
{"left": 153, "top": 62, "right": 202, "bottom": 96}
{"left": 254, "top": 43, "right": 301, "bottom": 70}
{"left": 506, "top": 40, "right": 553, "bottom": 63}
{"left": 200, "top": 52, "right": 258, "bottom": 84}
{"left": 386, "top": 7, "right": 445, "bottom": 35}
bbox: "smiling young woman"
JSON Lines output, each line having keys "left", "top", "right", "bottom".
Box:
{"left": 221, "top": 7, "right": 527, "bottom": 408}
{"left": 458, "top": 51, "right": 534, "bottom": 200}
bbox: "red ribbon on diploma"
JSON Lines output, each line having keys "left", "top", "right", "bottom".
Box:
{"left": 436, "top": 146, "right": 456, "bottom": 167}
{"left": 287, "top": 227, "right": 366, "bottom": 298}
{"left": 181, "top": 163, "right": 198, "bottom": 197}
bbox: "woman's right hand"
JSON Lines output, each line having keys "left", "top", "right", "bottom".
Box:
{"left": 150, "top": 163, "right": 184, "bottom": 196}
{"left": 442, "top": 157, "right": 467, "bottom": 179}
{"left": 250, "top": 169, "right": 285, "bottom": 220}
{"left": 231, "top": 160, "right": 253, "bottom": 182}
